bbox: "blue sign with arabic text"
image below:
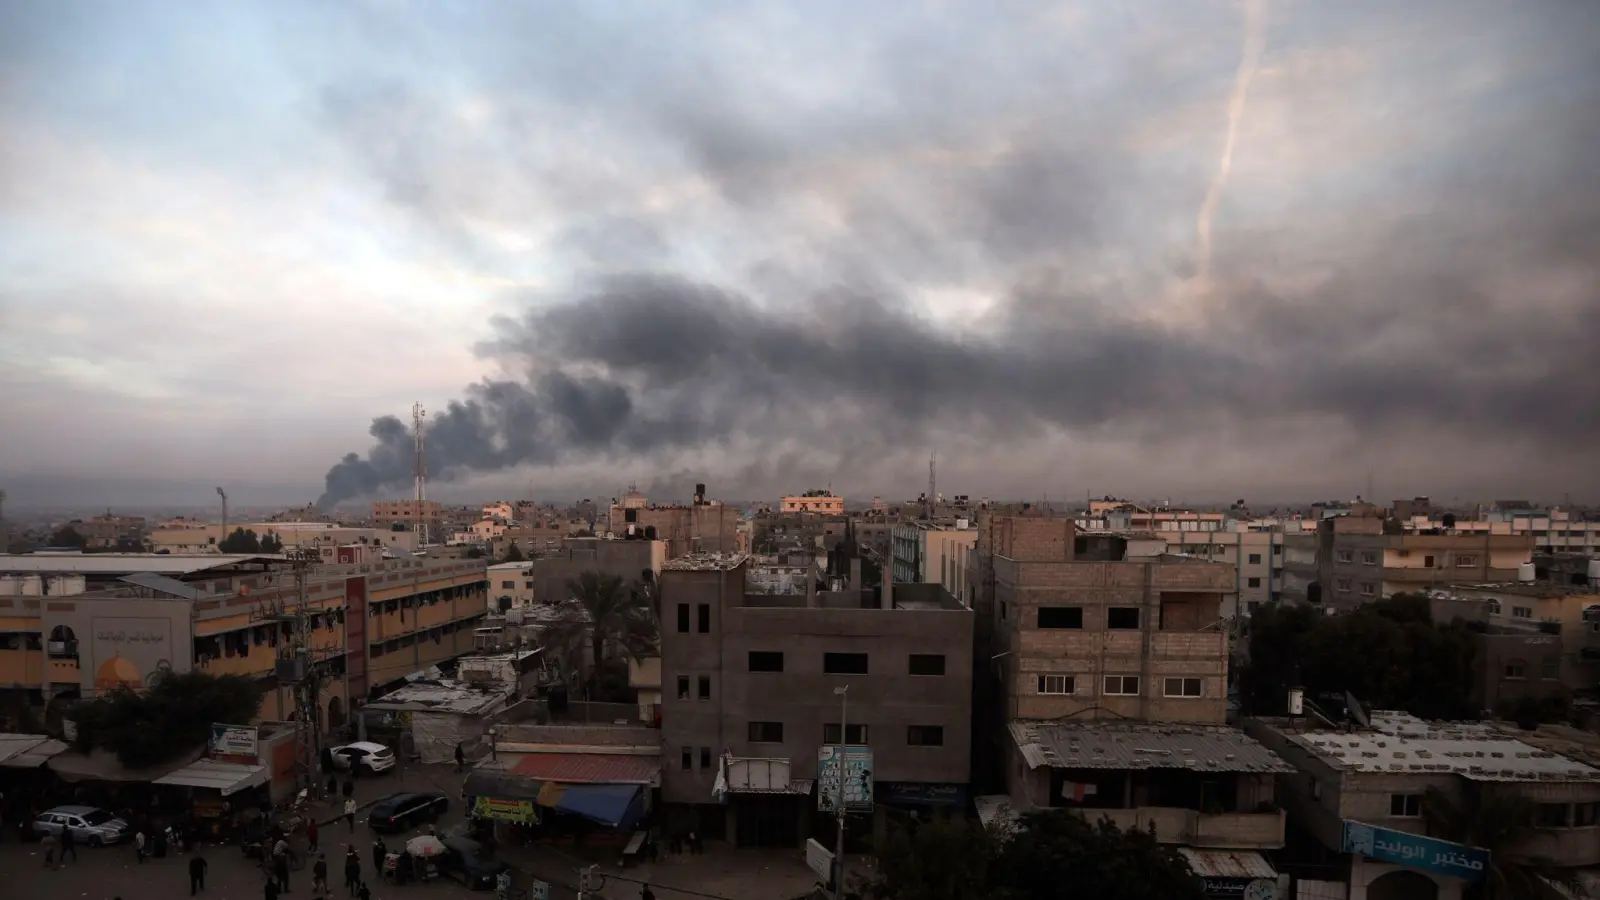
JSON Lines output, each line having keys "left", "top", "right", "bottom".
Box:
{"left": 1341, "top": 820, "right": 1489, "bottom": 883}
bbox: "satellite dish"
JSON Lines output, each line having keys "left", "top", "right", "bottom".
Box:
{"left": 1346, "top": 691, "right": 1371, "bottom": 727}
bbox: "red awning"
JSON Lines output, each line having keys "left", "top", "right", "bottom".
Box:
{"left": 511, "top": 753, "right": 660, "bottom": 786}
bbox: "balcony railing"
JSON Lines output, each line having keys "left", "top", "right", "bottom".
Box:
{"left": 1071, "top": 807, "right": 1285, "bottom": 849}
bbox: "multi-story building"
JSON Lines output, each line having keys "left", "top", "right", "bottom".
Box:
{"left": 1398, "top": 508, "right": 1600, "bottom": 556}
{"left": 890, "top": 520, "right": 978, "bottom": 604}
{"left": 1143, "top": 529, "right": 1309, "bottom": 619}
{"left": 0, "top": 553, "right": 488, "bottom": 727}
{"left": 657, "top": 554, "right": 973, "bottom": 849}
{"left": 780, "top": 491, "right": 845, "bottom": 515}
{"left": 482, "top": 501, "right": 515, "bottom": 523}
{"left": 1248, "top": 711, "right": 1600, "bottom": 900}
{"left": 1428, "top": 580, "right": 1600, "bottom": 713}
{"left": 371, "top": 499, "right": 445, "bottom": 530}
{"left": 518, "top": 537, "right": 666, "bottom": 608}
{"left": 149, "top": 522, "right": 420, "bottom": 555}
{"left": 487, "top": 562, "right": 537, "bottom": 612}
{"left": 68, "top": 514, "right": 148, "bottom": 549}
{"left": 609, "top": 502, "right": 738, "bottom": 558}
{"left": 1304, "top": 516, "right": 1535, "bottom": 611}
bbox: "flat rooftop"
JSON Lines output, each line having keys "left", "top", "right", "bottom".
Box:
{"left": 1010, "top": 722, "right": 1293, "bottom": 774}
{"left": 662, "top": 553, "right": 749, "bottom": 571}
{"left": 1449, "top": 583, "right": 1600, "bottom": 600}
{"left": 1279, "top": 711, "right": 1600, "bottom": 782}
{"left": 0, "top": 553, "right": 284, "bottom": 576}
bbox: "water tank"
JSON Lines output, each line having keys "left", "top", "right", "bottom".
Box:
{"left": 1589, "top": 559, "right": 1600, "bottom": 584}
{"left": 18, "top": 576, "right": 42, "bottom": 596}
{"left": 956, "top": 518, "right": 970, "bottom": 530}
{"left": 1518, "top": 562, "right": 1536, "bottom": 583}
{"left": 48, "top": 575, "right": 87, "bottom": 596}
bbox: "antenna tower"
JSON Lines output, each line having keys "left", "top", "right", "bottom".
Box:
{"left": 926, "top": 453, "right": 936, "bottom": 520}
{"left": 412, "top": 403, "right": 428, "bottom": 547}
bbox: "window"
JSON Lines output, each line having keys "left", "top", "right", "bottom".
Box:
{"left": 1337, "top": 550, "right": 1354, "bottom": 563}
{"left": 1537, "top": 803, "right": 1569, "bottom": 828}
{"left": 824, "top": 652, "right": 869, "bottom": 675}
{"left": 1247, "top": 577, "right": 1261, "bottom": 588}
{"left": 1424, "top": 555, "right": 1436, "bottom": 568}
{"left": 908, "top": 654, "right": 946, "bottom": 676}
{"left": 1456, "top": 554, "right": 1478, "bottom": 567}
{"left": 1542, "top": 660, "right": 1560, "bottom": 680}
{"left": 1504, "top": 661, "right": 1527, "bottom": 679}
{"left": 907, "top": 726, "right": 944, "bottom": 747}
{"left": 1361, "top": 551, "right": 1377, "bottom": 565}
{"left": 676, "top": 675, "right": 690, "bottom": 700}
{"left": 1103, "top": 675, "right": 1141, "bottom": 696}
{"left": 1390, "top": 794, "right": 1422, "bottom": 818}
{"left": 748, "top": 721, "right": 784, "bottom": 743}
{"left": 700, "top": 747, "right": 713, "bottom": 769}
{"left": 1512, "top": 606, "right": 1533, "bottom": 619}
{"left": 1336, "top": 578, "right": 1352, "bottom": 592}
{"left": 500, "top": 580, "right": 516, "bottom": 589}
{"left": 823, "top": 723, "right": 869, "bottom": 744}
{"left": 676, "top": 604, "right": 690, "bottom": 633}
{"left": 1107, "top": 607, "right": 1140, "bottom": 629}
{"left": 1163, "top": 677, "right": 1203, "bottom": 698}
{"left": 697, "top": 604, "right": 711, "bottom": 633}
{"left": 1248, "top": 553, "right": 1261, "bottom": 565}
{"left": 1037, "top": 675, "right": 1075, "bottom": 695}
{"left": 748, "top": 651, "right": 784, "bottom": 672}
{"left": 681, "top": 747, "right": 693, "bottom": 771}
{"left": 1273, "top": 544, "right": 1282, "bottom": 556}
{"left": 1037, "top": 607, "right": 1083, "bottom": 629}
{"left": 1360, "top": 583, "right": 1376, "bottom": 596}
{"left": 698, "top": 675, "right": 712, "bottom": 700}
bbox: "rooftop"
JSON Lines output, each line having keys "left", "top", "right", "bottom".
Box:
{"left": 363, "top": 680, "right": 514, "bottom": 715}
{"left": 0, "top": 554, "right": 284, "bottom": 577}
{"left": 1279, "top": 711, "right": 1600, "bottom": 782}
{"left": 662, "top": 553, "right": 749, "bottom": 572}
{"left": 1450, "top": 582, "right": 1600, "bottom": 600}
{"left": 1009, "top": 722, "right": 1294, "bottom": 774}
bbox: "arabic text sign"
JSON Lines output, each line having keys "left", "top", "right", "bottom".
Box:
{"left": 1341, "top": 820, "right": 1488, "bottom": 883}
{"left": 210, "top": 724, "right": 259, "bottom": 757}
{"left": 473, "top": 796, "right": 539, "bottom": 824}
{"left": 818, "top": 745, "right": 873, "bottom": 812}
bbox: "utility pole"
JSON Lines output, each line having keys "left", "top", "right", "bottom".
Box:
{"left": 833, "top": 685, "right": 848, "bottom": 900}
{"left": 217, "top": 487, "right": 229, "bottom": 548}
{"left": 412, "top": 403, "right": 429, "bottom": 549}
{"left": 266, "top": 548, "right": 331, "bottom": 796}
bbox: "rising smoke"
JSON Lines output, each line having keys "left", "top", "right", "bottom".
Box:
{"left": 1194, "top": 0, "right": 1267, "bottom": 290}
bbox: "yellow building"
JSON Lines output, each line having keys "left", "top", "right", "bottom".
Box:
{"left": 0, "top": 553, "right": 488, "bottom": 726}
{"left": 779, "top": 491, "right": 844, "bottom": 515}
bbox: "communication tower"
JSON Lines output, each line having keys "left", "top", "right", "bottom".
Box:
{"left": 413, "top": 402, "right": 428, "bottom": 547}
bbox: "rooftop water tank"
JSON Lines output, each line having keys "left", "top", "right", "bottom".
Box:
{"left": 1518, "top": 562, "right": 1536, "bottom": 583}
{"left": 1589, "top": 559, "right": 1600, "bottom": 584}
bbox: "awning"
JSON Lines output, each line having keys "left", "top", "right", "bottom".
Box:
{"left": 1, "top": 738, "right": 69, "bottom": 769}
{"left": 1177, "top": 848, "right": 1277, "bottom": 879}
{"left": 0, "top": 734, "right": 66, "bottom": 767}
{"left": 728, "top": 778, "right": 814, "bottom": 796}
{"left": 153, "top": 759, "right": 269, "bottom": 796}
{"left": 534, "top": 782, "right": 645, "bottom": 830}
{"left": 511, "top": 753, "right": 659, "bottom": 786}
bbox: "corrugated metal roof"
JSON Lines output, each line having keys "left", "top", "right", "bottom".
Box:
{"left": 120, "top": 572, "right": 211, "bottom": 600}
{"left": 1177, "top": 848, "right": 1277, "bottom": 879}
{"left": 153, "top": 760, "right": 268, "bottom": 796}
{"left": 1009, "top": 722, "right": 1294, "bottom": 774}
{"left": 0, "top": 554, "right": 281, "bottom": 576}
{"left": 511, "top": 753, "right": 661, "bottom": 786}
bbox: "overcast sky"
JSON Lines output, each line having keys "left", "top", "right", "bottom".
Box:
{"left": 2, "top": 0, "right": 1596, "bottom": 510}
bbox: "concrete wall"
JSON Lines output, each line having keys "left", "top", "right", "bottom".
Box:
{"left": 41, "top": 597, "right": 195, "bottom": 696}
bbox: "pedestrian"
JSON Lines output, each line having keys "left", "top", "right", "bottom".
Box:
{"left": 41, "top": 830, "right": 57, "bottom": 869}
{"left": 134, "top": 828, "right": 147, "bottom": 864}
{"left": 356, "top": 882, "right": 371, "bottom": 900}
{"left": 688, "top": 830, "right": 701, "bottom": 855}
{"left": 343, "top": 848, "right": 362, "bottom": 897}
{"left": 371, "top": 836, "right": 387, "bottom": 872}
{"left": 325, "top": 773, "right": 338, "bottom": 799}
{"left": 59, "top": 823, "right": 77, "bottom": 863}
{"left": 454, "top": 742, "right": 466, "bottom": 772}
{"left": 307, "top": 817, "right": 319, "bottom": 852}
{"left": 344, "top": 797, "right": 357, "bottom": 831}
{"left": 189, "top": 849, "right": 209, "bottom": 896}
{"left": 312, "top": 853, "right": 329, "bottom": 896}
{"left": 265, "top": 875, "right": 281, "bottom": 900}
{"left": 274, "top": 851, "right": 292, "bottom": 893}
{"left": 642, "top": 884, "right": 656, "bottom": 900}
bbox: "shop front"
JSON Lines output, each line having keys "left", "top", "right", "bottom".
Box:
{"left": 464, "top": 753, "right": 656, "bottom": 848}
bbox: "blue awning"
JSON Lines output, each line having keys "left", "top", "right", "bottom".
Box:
{"left": 545, "top": 783, "right": 645, "bottom": 830}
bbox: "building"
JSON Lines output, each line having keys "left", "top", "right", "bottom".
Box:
{"left": 487, "top": 562, "right": 537, "bottom": 612}
{"left": 1247, "top": 711, "right": 1600, "bottom": 900}
{"left": 517, "top": 538, "right": 666, "bottom": 610}
{"left": 890, "top": 521, "right": 978, "bottom": 605}
{"left": 482, "top": 501, "right": 515, "bottom": 523}
{"left": 1130, "top": 529, "right": 1301, "bottom": 620}
{"left": 1427, "top": 581, "right": 1600, "bottom": 713}
{"left": 371, "top": 499, "right": 445, "bottom": 530}
{"left": 0, "top": 553, "right": 489, "bottom": 726}
{"left": 1398, "top": 508, "right": 1600, "bottom": 557}
{"left": 356, "top": 678, "right": 519, "bottom": 764}
{"left": 66, "top": 514, "right": 148, "bottom": 549}
{"left": 780, "top": 491, "right": 845, "bottom": 516}
{"left": 609, "top": 502, "right": 738, "bottom": 559}
{"left": 148, "top": 522, "right": 419, "bottom": 555}
{"left": 657, "top": 554, "right": 973, "bottom": 848}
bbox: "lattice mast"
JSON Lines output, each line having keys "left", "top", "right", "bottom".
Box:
{"left": 412, "top": 402, "right": 428, "bottom": 548}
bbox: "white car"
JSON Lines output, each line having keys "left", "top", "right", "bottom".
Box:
{"left": 328, "top": 741, "right": 396, "bottom": 774}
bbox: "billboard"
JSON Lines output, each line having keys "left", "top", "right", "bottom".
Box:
{"left": 89, "top": 615, "right": 177, "bottom": 692}
{"left": 210, "top": 724, "right": 260, "bottom": 757}
{"left": 1341, "top": 819, "right": 1488, "bottom": 883}
{"left": 818, "top": 745, "right": 873, "bottom": 812}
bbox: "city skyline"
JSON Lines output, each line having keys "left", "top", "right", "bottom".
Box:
{"left": 3, "top": 1, "right": 1597, "bottom": 506}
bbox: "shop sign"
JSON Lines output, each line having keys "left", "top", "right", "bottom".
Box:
{"left": 1341, "top": 819, "right": 1488, "bottom": 883}
{"left": 210, "top": 723, "right": 258, "bottom": 757}
{"left": 818, "top": 745, "right": 873, "bottom": 812}
{"left": 878, "top": 782, "right": 968, "bottom": 807}
{"left": 473, "top": 796, "right": 540, "bottom": 824}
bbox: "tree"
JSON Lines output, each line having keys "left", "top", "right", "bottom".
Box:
{"left": 864, "top": 811, "right": 1204, "bottom": 900}
{"left": 544, "top": 572, "right": 658, "bottom": 683}
{"left": 71, "top": 671, "right": 261, "bottom": 768}
{"left": 259, "top": 531, "right": 283, "bottom": 553}
{"left": 502, "top": 541, "right": 525, "bottom": 563}
{"left": 1423, "top": 786, "right": 1580, "bottom": 900}
{"left": 219, "top": 527, "right": 262, "bottom": 553}
{"left": 49, "top": 525, "right": 87, "bottom": 548}
{"left": 464, "top": 546, "right": 485, "bottom": 559}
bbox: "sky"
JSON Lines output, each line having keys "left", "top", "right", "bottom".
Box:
{"left": 1, "top": 0, "right": 1597, "bottom": 510}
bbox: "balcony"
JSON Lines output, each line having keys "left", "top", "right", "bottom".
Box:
{"left": 1072, "top": 807, "right": 1285, "bottom": 849}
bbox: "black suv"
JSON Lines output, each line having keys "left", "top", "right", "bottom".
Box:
{"left": 366, "top": 792, "right": 449, "bottom": 834}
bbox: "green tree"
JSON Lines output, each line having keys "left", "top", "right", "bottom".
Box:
{"left": 1423, "top": 786, "right": 1580, "bottom": 900}
{"left": 864, "top": 811, "right": 1204, "bottom": 900}
{"left": 71, "top": 671, "right": 261, "bottom": 768}
{"left": 258, "top": 531, "right": 283, "bottom": 553}
{"left": 219, "top": 527, "right": 262, "bottom": 553}
{"left": 464, "top": 546, "right": 485, "bottom": 559}
{"left": 49, "top": 525, "right": 87, "bottom": 548}
{"left": 502, "top": 541, "right": 525, "bottom": 563}
{"left": 545, "top": 572, "right": 658, "bottom": 682}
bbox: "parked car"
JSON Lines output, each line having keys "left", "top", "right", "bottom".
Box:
{"left": 367, "top": 792, "right": 449, "bottom": 834}
{"left": 327, "top": 741, "right": 396, "bottom": 774}
{"left": 32, "top": 806, "right": 130, "bottom": 846}
{"left": 435, "top": 835, "right": 508, "bottom": 891}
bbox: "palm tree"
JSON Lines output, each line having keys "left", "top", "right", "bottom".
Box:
{"left": 1423, "top": 786, "right": 1581, "bottom": 900}
{"left": 546, "top": 572, "right": 658, "bottom": 682}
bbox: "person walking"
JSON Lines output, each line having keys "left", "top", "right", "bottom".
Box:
{"left": 312, "top": 854, "right": 329, "bottom": 897}
{"left": 370, "top": 836, "right": 387, "bottom": 873}
{"left": 59, "top": 823, "right": 78, "bottom": 863}
{"left": 454, "top": 742, "right": 466, "bottom": 772}
{"left": 134, "top": 829, "right": 147, "bottom": 864}
{"left": 343, "top": 848, "right": 362, "bottom": 897}
{"left": 342, "top": 778, "right": 354, "bottom": 800}
{"left": 641, "top": 884, "right": 656, "bottom": 900}
{"left": 356, "top": 882, "right": 371, "bottom": 900}
{"left": 274, "top": 849, "right": 292, "bottom": 894}
{"left": 343, "top": 797, "right": 357, "bottom": 831}
{"left": 265, "top": 875, "right": 281, "bottom": 900}
{"left": 306, "top": 817, "right": 319, "bottom": 853}
{"left": 41, "top": 830, "right": 57, "bottom": 869}
{"left": 189, "top": 849, "right": 209, "bottom": 895}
